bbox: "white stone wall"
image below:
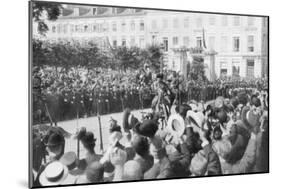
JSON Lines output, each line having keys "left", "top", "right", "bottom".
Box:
{"left": 35, "top": 8, "right": 267, "bottom": 78}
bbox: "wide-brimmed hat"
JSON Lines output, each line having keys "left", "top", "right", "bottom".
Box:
{"left": 39, "top": 161, "right": 69, "bottom": 186}
{"left": 167, "top": 114, "right": 185, "bottom": 137}
{"left": 186, "top": 111, "right": 205, "bottom": 129}
{"left": 135, "top": 120, "right": 158, "bottom": 138}
{"left": 60, "top": 152, "right": 77, "bottom": 171}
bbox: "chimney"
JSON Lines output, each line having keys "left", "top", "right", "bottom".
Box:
{"left": 73, "top": 7, "right": 79, "bottom": 16}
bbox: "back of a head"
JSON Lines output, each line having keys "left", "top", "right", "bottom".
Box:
{"left": 86, "top": 161, "right": 104, "bottom": 183}
{"left": 123, "top": 160, "right": 143, "bottom": 181}
{"left": 131, "top": 135, "right": 149, "bottom": 157}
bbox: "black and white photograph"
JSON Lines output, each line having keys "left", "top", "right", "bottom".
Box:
{"left": 29, "top": 0, "right": 269, "bottom": 188}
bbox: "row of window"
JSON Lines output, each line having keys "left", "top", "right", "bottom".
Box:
{"left": 109, "top": 35, "right": 255, "bottom": 53}
{"left": 51, "top": 16, "right": 256, "bottom": 34}
{"left": 220, "top": 59, "right": 255, "bottom": 78}
{"left": 52, "top": 20, "right": 145, "bottom": 34}
{"left": 151, "top": 16, "right": 256, "bottom": 30}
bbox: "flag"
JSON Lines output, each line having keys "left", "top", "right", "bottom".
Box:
{"left": 202, "top": 28, "right": 207, "bottom": 49}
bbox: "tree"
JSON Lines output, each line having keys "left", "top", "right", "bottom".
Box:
{"left": 111, "top": 46, "right": 144, "bottom": 71}
{"left": 32, "top": 39, "right": 49, "bottom": 67}
{"left": 32, "top": 1, "right": 62, "bottom": 35}
{"left": 143, "top": 45, "right": 163, "bottom": 72}
{"left": 79, "top": 41, "right": 103, "bottom": 70}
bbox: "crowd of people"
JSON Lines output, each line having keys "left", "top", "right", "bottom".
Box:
{"left": 32, "top": 65, "right": 267, "bottom": 125}
{"left": 32, "top": 65, "right": 269, "bottom": 187}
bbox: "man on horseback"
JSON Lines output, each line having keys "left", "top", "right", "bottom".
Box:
{"left": 151, "top": 73, "right": 175, "bottom": 126}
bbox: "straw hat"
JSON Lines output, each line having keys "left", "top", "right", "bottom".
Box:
{"left": 39, "top": 161, "right": 69, "bottom": 186}
{"left": 167, "top": 114, "right": 185, "bottom": 137}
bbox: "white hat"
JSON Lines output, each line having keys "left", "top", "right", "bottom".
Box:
{"left": 167, "top": 114, "right": 186, "bottom": 137}
{"left": 39, "top": 161, "right": 69, "bottom": 186}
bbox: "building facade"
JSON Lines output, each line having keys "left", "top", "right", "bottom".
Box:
{"left": 35, "top": 5, "right": 268, "bottom": 79}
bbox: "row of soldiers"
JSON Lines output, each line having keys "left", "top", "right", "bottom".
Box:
{"left": 33, "top": 81, "right": 262, "bottom": 125}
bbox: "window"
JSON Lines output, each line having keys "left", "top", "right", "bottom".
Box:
{"left": 184, "top": 17, "right": 189, "bottom": 28}
{"left": 196, "top": 17, "right": 202, "bottom": 28}
{"left": 103, "top": 22, "right": 109, "bottom": 32}
{"left": 173, "top": 18, "right": 179, "bottom": 28}
{"left": 58, "top": 24, "right": 63, "bottom": 33}
{"left": 130, "top": 36, "right": 135, "bottom": 46}
{"left": 183, "top": 36, "right": 190, "bottom": 47}
{"left": 209, "top": 16, "right": 216, "bottom": 26}
{"left": 209, "top": 36, "right": 215, "bottom": 50}
{"left": 246, "top": 59, "right": 255, "bottom": 78}
{"left": 70, "top": 25, "right": 74, "bottom": 33}
{"left": 247, "top": 35, "right": 254, "bottom": 52}
{"left": 152, "top": 35, "right": 157, "bottom": 45}
{"left": 139, "top": 36, "right": 145, "bottom": 48}
{"left": 112, "top": 38, "right": 117, "bottom": 48}
{"left": 130, "top": 21, "right": 135, "bottom": 31}
{"left": 121, "top": 21, "right": 126, "bottom": 32}
{"left": 75, "top": 25, "right": 79, "bottom": 32}
{"left": 93, "top": 8, "right": 97, "bottom": 15}
{"left": 151, "top": 20, "right": 157, "bottom": 30}
{"left": 220, "top": 36, "right": 228, "bottom": 52}
{"left": 222, "top": 16, "right": 228, "bottom": 26}
{"left": 173, "top": 37, "right": 178, "bottom": 46}
{"left": 232, "top": 59, "right": 240, "bottom": 76}
{"left": 112, "top": 8, "right": 117, "bottom": 14}
{"left": 233, "top": 16, "right": 240, "bottom": 26}
{"left": 140, "top": 20, "right": 145, "bottom": 31}
{"left": 63, "top": 24, "right": 68, "bottom": 33}
{"left": 92, "top": 24, "right": 97, "bottom": 32}
{"left": 112, "top": 22, "right": 117, "bottom": 32}
{"left": 52, "top": 26, "right": 56, "bottom": 33}
{"left": 196, "top": 37, "right": 203, "bottom": 48}
{"left": 122, "top": 37, "right": 126, "bottom": 46}
{"left": 84, "top": 25, "right": 88, "bottom": 32}
{"left": 163, "top": 37, "right": 168, "bottom": 52}
{"left": 220, "top": 61, "right": 228, "bottom": 77}
{"left": 233, "top": 37, "right": 240, "bottom": 52}
{"left": 247, "top": 17, "right": 255, "bottom": 26}
{"left": 162, "top": 18, "right": 168, "bottom": 29}
{"left": 78, "top": 24, "right": 83, "bottom": 32}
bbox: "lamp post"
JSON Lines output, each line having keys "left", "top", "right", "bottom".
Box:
{"left": 159, "top": 43, "right": 165, "bottom": 73}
